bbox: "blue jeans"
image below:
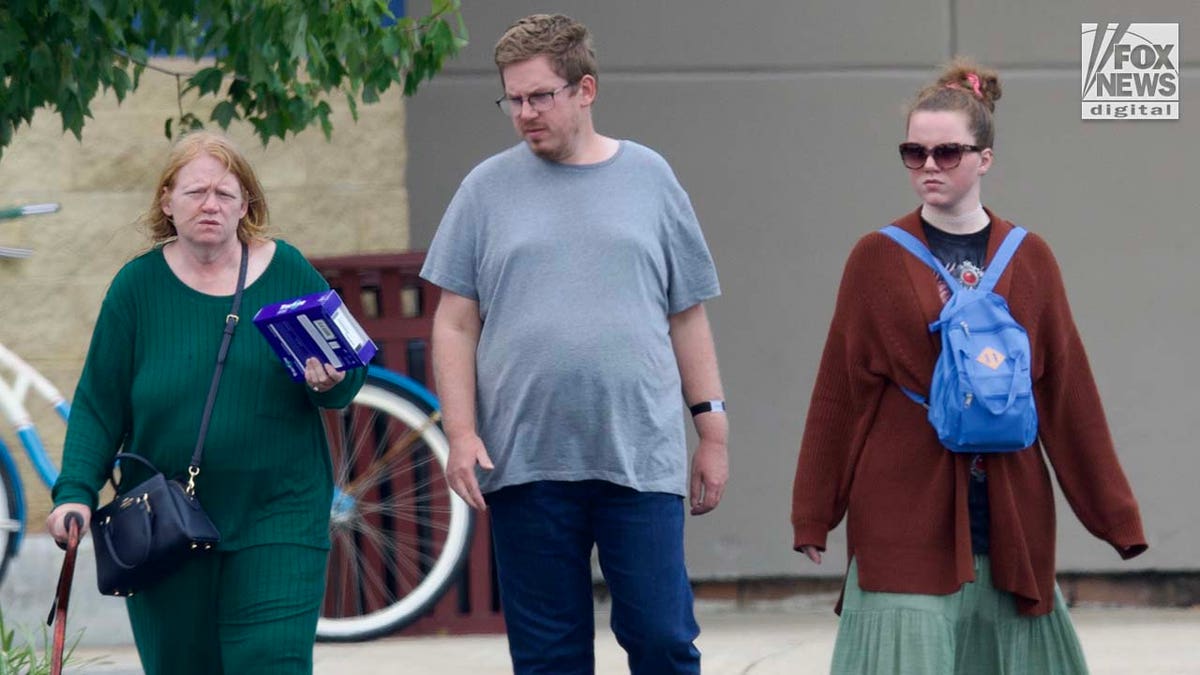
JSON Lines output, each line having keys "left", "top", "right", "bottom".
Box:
{"left": 486, "top": 480, "right": 701, "bottom": 675}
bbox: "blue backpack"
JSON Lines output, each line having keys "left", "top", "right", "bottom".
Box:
{"left": 880, "top": 225, "right": 1038, "bottom": 453}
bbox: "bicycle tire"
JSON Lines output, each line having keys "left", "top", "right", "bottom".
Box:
{"left": 316, "top": 375, "right": 474, "bottom": 642}
{"left": 0, "top": 453, "right": 17, "bottom": 586}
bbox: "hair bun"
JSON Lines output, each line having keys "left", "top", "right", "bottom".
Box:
{"left": 937, "top": 58, "right": 1002, "bottom": 112}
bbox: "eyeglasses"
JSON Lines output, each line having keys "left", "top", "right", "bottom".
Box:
{"left": 495, "top": 82, "right": 578, "bottom": 116}
{"left": 898, "top": 142, "right": 984, "bottom": 170}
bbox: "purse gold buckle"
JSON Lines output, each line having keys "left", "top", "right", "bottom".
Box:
{"left": 185, "top": 466, "right": 201, "bottom": 495}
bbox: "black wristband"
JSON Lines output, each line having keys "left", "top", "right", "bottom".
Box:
{"left": 688, "top": 400, "right": 727, "bottom": 416}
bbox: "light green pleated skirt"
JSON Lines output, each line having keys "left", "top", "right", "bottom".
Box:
{"left": 831, "top": 556, "right": 1089, "bottom": 675}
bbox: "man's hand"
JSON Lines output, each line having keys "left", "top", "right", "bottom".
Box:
{"left": 688, "top": 439, "right": 728, "bottom": 515}
{"left": 446, "top": 433, "right": 494, "bottom": 511}
{"left": 431, "top": 291, "right": 490, "bottom": 510}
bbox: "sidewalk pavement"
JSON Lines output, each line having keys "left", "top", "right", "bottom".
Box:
{"left": 65, "top": 605, "right": 1200, "bottom": 674}
{"left": 7, "top": 537, "right": 1197, "bottom": 673}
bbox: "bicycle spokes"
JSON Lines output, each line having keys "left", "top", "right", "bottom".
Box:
{"left": 317, "top": 380, "right": 472, "bottom": 641}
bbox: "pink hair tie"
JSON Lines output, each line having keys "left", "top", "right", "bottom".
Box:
{"left": 965, "top": 73, "right": 983, "bottom": 99}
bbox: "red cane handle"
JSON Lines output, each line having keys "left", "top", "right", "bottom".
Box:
{"left": 54, "top": 510, "right": 85, "bottom": 551}
{"left": 63, "top": 509, "right": 82, "bottom": 535}
{"left": 49, "top": 514, "right": 83, "bottom": 675}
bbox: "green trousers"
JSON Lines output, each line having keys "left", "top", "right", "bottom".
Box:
{"left": 126, "top": 544, "right": 327, "bottom": 675}
{"left": 832, "top": 556, "right": 1089, "bottom": 675}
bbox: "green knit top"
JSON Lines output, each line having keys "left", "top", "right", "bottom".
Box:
{"left": 52, "top": 239, "right": 366, "bottom": 551}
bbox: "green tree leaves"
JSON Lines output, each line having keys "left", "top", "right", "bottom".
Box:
{"left": 0, "top": 0, "right": 466, "bottom": 161}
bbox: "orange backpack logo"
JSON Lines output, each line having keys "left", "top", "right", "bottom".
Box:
{"left": 976, "top": 347, "right": 1006, "bottom": 370}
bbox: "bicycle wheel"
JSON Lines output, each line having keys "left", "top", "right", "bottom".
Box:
{"left": 317, "top": 375, "right": 474, "bottom": 642}
{"left": 0, "top": 453, "right": 18, "bottom": 586}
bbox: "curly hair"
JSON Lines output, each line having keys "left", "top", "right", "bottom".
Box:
{"left": 908, "top": 57, "right": 1003, "bottom": 148}
{"left": 142, "top": 131, "right": 270, "bottom": 245}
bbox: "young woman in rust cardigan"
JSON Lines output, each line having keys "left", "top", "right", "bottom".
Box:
{"left": 790, "top": 59, "right": 1148, "bottom": 674}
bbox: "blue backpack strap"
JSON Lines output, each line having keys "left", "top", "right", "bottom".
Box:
{"left": 977, "top": 226, "right": 1027, "bottom": 294}
{"left": 879, "top": 226, "right": 943, "bottom": 407}
{"left": 880, "top": 225, "right": 959, "bottom": 291}
{"left": 899, "top": 385, "right": 929, "bottom": 408}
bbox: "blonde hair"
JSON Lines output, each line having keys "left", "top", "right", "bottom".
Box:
{"left": 908, "top": 57, "right": 1003, "bottom": 148}
{"left": 142, "top": 131, "right": 269, "bottom": 244}
{"left": 494, "top": 14, "right": 597, "bottom": 85}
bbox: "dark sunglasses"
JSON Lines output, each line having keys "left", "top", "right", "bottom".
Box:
{"left": 898, "top": 142, "right": 984, "bottom": 170}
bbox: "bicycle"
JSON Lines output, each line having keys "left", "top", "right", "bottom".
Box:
{"left": 0, "top": 203, "right": 71, "bottom": 586}
{"left": 0, "top": 203, "right": 473, "bottom": 643}
{"left": 0, "top": 338, "right": 71, "bottom": 586}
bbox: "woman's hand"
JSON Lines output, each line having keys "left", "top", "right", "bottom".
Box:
{"left": 798, "top": 544, "right": 822, "bottom": 565}
{"left": 46, "top": 504, "right": 92, "bottom": 547}
{"left": 304, "top": 357, "right": 345, "bottom": 393}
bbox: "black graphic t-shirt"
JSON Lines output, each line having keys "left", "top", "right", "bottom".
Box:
{"left": 922, "top": 219, "right": 992, "bottom": 555}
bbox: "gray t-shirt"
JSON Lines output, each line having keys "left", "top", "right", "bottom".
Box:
{"left": 421, "top": 140, "right": 720, "bottom": 496}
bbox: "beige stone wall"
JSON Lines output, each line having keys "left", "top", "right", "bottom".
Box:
{"left": 0, "top": 58, "right": 409, "bottom": 525}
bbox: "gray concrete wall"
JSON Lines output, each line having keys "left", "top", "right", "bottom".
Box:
{"left": 406, "top": 2, "right": 1200, "bottom": 578}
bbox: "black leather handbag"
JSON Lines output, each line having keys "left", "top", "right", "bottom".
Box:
{"left": 91, "top": 243, "right": 247, "bottom": 597}
{"left": 92, "top": 454, "right": 221, "bottom": 596}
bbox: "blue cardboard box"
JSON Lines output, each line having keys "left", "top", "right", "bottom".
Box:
{"left": 253, "top": 290, "right": 377, "bottom": 381}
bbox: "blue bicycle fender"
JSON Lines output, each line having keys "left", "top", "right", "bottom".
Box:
{"left": 367, "top": 365, "right": 441, "bottom": 411}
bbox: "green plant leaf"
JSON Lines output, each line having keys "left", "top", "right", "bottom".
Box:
{"left": 211, "top": 100, "right": 238, "bottom": 128}
{"left": 189, "top": 67, "right": 225, "bottom": 97}
{"left": 0, "top": 0, "right": 466, "bottom": 156}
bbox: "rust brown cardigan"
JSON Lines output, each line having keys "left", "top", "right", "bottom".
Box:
{"left": 791, "top": 207, "right": 1147, "bottom": 617}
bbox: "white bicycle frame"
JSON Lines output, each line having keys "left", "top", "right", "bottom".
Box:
{"left": 0, "top": 342, "right": 71, "bottom": 553}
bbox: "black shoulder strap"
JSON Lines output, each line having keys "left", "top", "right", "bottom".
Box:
{"left": 186, "top": 242, "right": 249, "bottom": 490}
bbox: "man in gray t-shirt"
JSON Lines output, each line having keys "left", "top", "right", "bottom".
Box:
{"left": 421, "top": 14, "right": 728, "bottom": 675}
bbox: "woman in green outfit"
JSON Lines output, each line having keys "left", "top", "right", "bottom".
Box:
{"left": 46, "top": 131, "right": 366, "bottom": 674}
